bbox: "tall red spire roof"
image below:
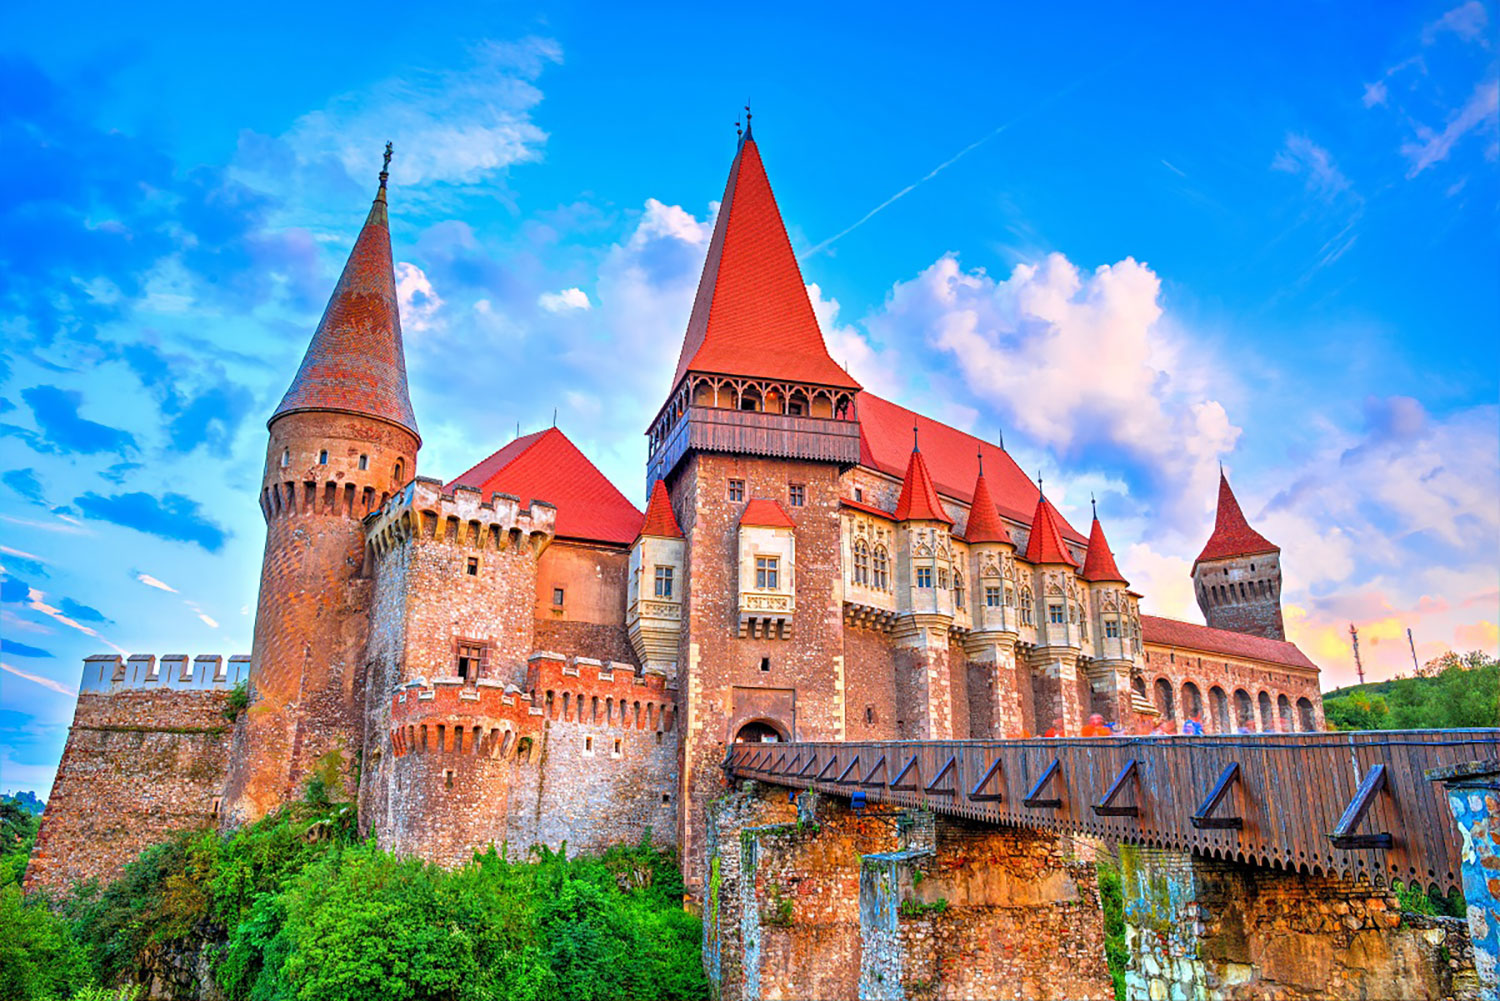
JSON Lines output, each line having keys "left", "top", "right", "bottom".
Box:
{"left": 1080, "top": 514, "right": 1128, "bottom": 583}
{"left": 639, "top": 479, "right": 683, "bottom": 539}
{"left": 670, "top": 134, "right": 860, "bottom": 393}
{"left": 894, "top": 440, "right": 951, "bottom": 524}
{"left": 272, "top": 164, "right": 419, "bottom": 439}
{"left": 1196, "top": 471, "right": 1278, "bottom": 567}
{"left": 963, "top": 461, "right": 1012, "bottom": 544}
{"left": 1024, "top": 492, "right": 1077, "bottom": 565}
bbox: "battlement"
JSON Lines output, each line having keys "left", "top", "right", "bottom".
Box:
{"left": 364, "top": 476, "right": 556, "bottom": 557}
{"left": 80, "top": 654, "right": 250, "bottom": 694}
{"left": 525, "top": 652, "right": 676, "bottom": 726}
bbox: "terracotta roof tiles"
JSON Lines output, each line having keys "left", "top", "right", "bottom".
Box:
{"left": 894, "top": 446, "right": 951, "bottom": 524}
{"left": 1080, "top": 516, "right": 1128, "bottom": 583}
{"left": 1196, "top": 472, "right": 1279, "bottom": 567}
{"left": 639, "top": 479, "right": 683, "bottom": 539}
{"left": 963, "top": 466, "right": 1013, "bottom": 545}
{"left": 447, "top": 428, "right": 643, "bottom": 546}
{"left": 1024, "top": 493, "right": 1077, "bottom": 566}
{"left": 671, "top": 137, "right": 860, "bottom": 393}
{"left": 1141, "top": 614, "right": 1317, "bottom": 672}
{"left": 741, "top": 498, "right": 795, "bottom": 528}
{"left": 272, "top": 180, "right": 419, "bottom": 439}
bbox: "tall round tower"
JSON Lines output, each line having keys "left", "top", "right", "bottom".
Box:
{"left": 1192, "top": 470, "right": 1284, "bottom": 641}
{"left": 222, "top": 153, "right": 420, "bottom": 823}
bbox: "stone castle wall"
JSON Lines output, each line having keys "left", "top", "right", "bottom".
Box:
{"left": 26, "top": 655, "right": 248, "bottom": 894}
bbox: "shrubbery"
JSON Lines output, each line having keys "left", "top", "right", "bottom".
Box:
{"left": 1323, "top": 651, "right": 1498, "bottom": 731}
{"left": 1, "top": 790, "right": 707, "bottom": 1000}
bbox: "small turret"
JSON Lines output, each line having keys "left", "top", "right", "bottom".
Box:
{"left": 628, "top": 480, "right": 686, "bottom": 675}
{"left": 1193, "top": 471, "right": 1284, "bottom": 640}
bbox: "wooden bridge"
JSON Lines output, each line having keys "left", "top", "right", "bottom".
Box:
{"left": 726, "top": 729, "right": 1500, "bottom": 895}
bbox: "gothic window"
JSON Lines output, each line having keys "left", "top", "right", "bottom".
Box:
{"left": 654, "top": 566, "right": 674, "bottom": 598}
{"left": 789, "top": 483, "right": 805, "bottom": 507}
{"left": 456, "top": 642, "right": 487, "bottom": 683}
{"left": 358, "top": 454, "right": 368, "bottom": 471}
{"left": 1048, "top": 603, "right": 1065, "bottom": 625}
{"left": 1105, "top": 618, "right": 1120, "bottom": 638}
{"left": 953, "top": 572, "right": 965, "bottom": 609}
{"left": 393, "top": 459, "right": 405, "bottom": 485}
{"left": 1005, "top": 585, "right": 1015, "bottom": 607}
{"left": 936, "top": 567, "right": 948, "bottom": 589}
{"left": 728, "top": 479, "right": 745, "bottom": 503}
{"left": 873, "top": 547, "right": 890, "bottom": 590}
{"left": 916, "top": 567, "right": 933, "bottom": 588}
{"left": 755, "top": 556, "right": 779, "bottom": 589}
{"left": 852, "top": 540, "right": 870, "bottom": 586}
{"left": 985, "top": 585, "right": 1001, "bottom": 607}
{"left": 1020, "top": 589, "right": 1033, "bottom": 625}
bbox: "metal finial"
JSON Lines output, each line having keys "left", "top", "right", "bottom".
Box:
{"left": 977, "top": 446, "right": 984, "bottom": 477}
{"left": 913, "top": 424, "right": 920, "bottom": 451}
{"left": 998, "top": 427, "right": 1005, "bottom": 451}
{"left": 735, "top": 119, "right": 742, "bottom": 139}
{"left": 1037, "top": 471, "right": 1044, "bottom": 497}
{"left": 743, "top": 101, "right": 753, "bottom": 139}
{"left": 382, "top": 141, "right": 393, "bottom": 173}
{"left": 1091, "top": 493, "right": 1097, "bottom": 519}
{"left": 552, "top": 408, "right": 557, "bottom": 428}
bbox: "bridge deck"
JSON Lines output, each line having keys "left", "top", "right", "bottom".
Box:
{"left": 727, "top": 730, "right": 1500, "bottom": 895}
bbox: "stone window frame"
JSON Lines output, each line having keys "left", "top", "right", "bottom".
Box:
{"left": 852, "top": 539, "right": 870, "bottom": 586}
{"left": 552, "top": 586, "right": 566, "bottom": 608}
{"left": 984, "top": 585, "right": 1001, "bottom": 607}
{"left": 953, "top": 571, "right": 965, "bottom": 608}
{"left": 1019, "top": 588, "right": 1034, "bottom": 625}
{"left": 727, "top": 478, "right": 746, "bottom": 503}
{"left": 358, "top": 453, "right": 369, "bottom": 471}
{"left": 1048, "top": 602, "right": 1065, "bottom": 625}
{"left": 788, "top": 482, "right": 805, "bottom": 507}
{"left": 454, "top": 639, "right": 489, "bottom": 684}
{"left": 1105, "top": 617, "right": 1120, "bottom": 638}
{"left": 916, "top": 566, "right": 933, "bottom": 589}
{"left": 872, "top": 546, "right": 890, "bottom": 591}
{"left": 755, "top": 555, "right": 780, "bottom": 590}
{"left": 936, "top": 567, "right": 949, "bottom": 590}
{"left": 465, "top": 556, "right": 480, "bottom": 576}
{"left": 654, "top": 565, "right": 674, "bottom": 598}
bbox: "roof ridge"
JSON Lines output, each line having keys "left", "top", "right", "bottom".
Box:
{"left": 445, "top": 428, "right": 550, "bottom": 489}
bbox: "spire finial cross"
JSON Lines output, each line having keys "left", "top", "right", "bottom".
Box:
{"left": 1037, "top": 471, "right": 1044, "bottom": 497}
{"left": 912, "top": 423, "right": 920, "bottom": 451}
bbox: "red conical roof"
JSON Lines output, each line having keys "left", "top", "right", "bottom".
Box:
{"left": 272, "top": 176, "right": 419, "bottom": 439}
{"left": 1080, "top": 516, "right": 1128, "bottom": 583}
{"left": 963, "top": 467, "right": 1012, "bottom": 545}
{"left": 670, "top": 135, "right": 860, "bottom": 393}
{"left": 1024, "top": 493, "right": 1076, "bottom": 565}
{"left": 894, "top": 446, "right": 951, "bottom": 524}
{"left": 640, "top": 479, "right": 683, "bottom": 539}
{"left": 1195, "top": 471, "right": 1278, "bottom": 567}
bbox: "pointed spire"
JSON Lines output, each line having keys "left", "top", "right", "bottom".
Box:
{"left": 1080, "top": 512, "right": 1128, "bottom": 584}
{"left": 670, "top": 128, "right": 861, "bottom": 393}
{"left": 1195, "top": 470, "right": 1278, "bottom": 567}
{"left": 963, "top": 457, "right": 1012, "bottom": 545}
{"left": 1024, "top": 492, "right": 1076, "bottom": 566}
{"left": 639, "top": 479, "right": 684, "bottom": 539}
{"left": 271, "top": 146, "right": 418, "bottom": 440}
{"left": 894, "top": 440, "right": 950, "bottom": 524}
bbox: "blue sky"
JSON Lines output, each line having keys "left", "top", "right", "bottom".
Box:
{"left": 2, "top": 1, "right": 1496, "bottom": 796}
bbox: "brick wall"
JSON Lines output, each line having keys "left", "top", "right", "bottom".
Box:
{"left": 27, "top": 689, "right": 232, "bottom": 894}
{"left": 1141, "top": 643, "right": 1322, "bottom": 733}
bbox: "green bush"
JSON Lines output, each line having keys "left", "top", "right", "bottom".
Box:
{"left": 1096, "top": 858, "right": 1127, "bottom": 1001}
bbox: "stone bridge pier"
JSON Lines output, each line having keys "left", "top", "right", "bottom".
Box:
{"left": 704, "top": 782, "right": 1113, "bottom": 1000}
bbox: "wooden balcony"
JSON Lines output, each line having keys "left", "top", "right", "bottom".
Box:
{"left": 648, "top": 405, "right": 862, "bottom": 481}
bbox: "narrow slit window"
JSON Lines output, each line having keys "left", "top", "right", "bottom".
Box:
{"left": 318, "top": 449, "right": 328, "bottom": 465}
{"left": 358, "top": 454, "right": 368, "bottom": 471}
{"left": 466, "top": 557, "right": 479, "bottom": 576}
{"left": 552, "top": 586, "right": 566, "bottom": 607}
{"left": 759, "top": 657, "right": 771, "bottom": 673}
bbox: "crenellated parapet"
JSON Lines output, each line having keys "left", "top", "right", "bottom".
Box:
{"left": 80, "top": 653, "right": 251, "bottom": 694}
{"left": 364, "top": 476, "right": 556, "bottom": 559}
{"left": 389, "top": 679, "right": 544, "bottom": 761}
{"left": 524, "top": 652, "right": 677, "bottom": 731}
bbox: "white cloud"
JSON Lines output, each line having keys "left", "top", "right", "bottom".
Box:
{"left": 1362, "top": 80, "right": 1389, "bottom": 108}
{"left": 283, "top": 38, "right": 560, "bottom": 188}
{"left": 538, "top": 287, "right": 591, "bottom": 312}
{"left": 25, "top": 588, "right": 128, "bottom": 654}
{"left": 1, "top": 662, "right": 76, "bottom": 697}
{"left": 1401, "top": 79, "right": 1500, "bottom": 177}
{"left": 136, "top": 573, "right": 178, "bottom": 593}
{"left": 1271, "top": 133, "right": 1353, "bottom": 201}
{"left": 1423, "top": 1, "right": 1490, "bottom": 43}
{"left": 396, "top": 262, "right": 444, "bottom": 331}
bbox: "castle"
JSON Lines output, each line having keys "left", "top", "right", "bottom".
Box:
{"left": 26, "top": 126, "right": 1324, "bottom": 896}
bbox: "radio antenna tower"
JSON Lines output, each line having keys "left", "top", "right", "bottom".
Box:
{"left": 1407, "top": 628, "right": 1420, "bottom": 675}
{"left": 1349, "top": 623, "right": 1366, "bottom": 685}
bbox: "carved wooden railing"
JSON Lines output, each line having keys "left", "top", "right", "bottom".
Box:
{"left": 727, "top": 730, "right": 1500, "bottom": 895}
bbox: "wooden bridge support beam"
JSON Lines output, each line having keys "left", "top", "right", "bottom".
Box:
{"left": 1119, "top": 845, "right": 1476, "bottom": 1000}
{"left": 1429, "top": 759, "right": 1500, "bottom": 997}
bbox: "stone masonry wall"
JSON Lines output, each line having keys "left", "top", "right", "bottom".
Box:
{"left": 843, "top": 625, "right": 899, "bottom": 742}
{"left": 1121, "top": 845, "right": 1477, "bottom": 1000}
{"left": 28, "top": 689, "right": 232, "bottom": 894}
{"left": 1141, "top": 643, "right": 1322, "bottom": 734}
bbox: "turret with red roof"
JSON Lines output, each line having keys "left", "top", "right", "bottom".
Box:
{"left": 1192, "top": 469, "right": 1286, "bottom": 641}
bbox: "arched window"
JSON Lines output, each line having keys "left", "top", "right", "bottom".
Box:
{"left": 1019, "top": 588, "right": 1034, "bottom": 626}
{"left": 1234, "top": 689, "right": 1255, "bottom": 730}
{"left": 852, "top": 539, "right": 870, "bottom": 586}
{"left": 1182, "top": 682, "right": 1203, "bottom": 722}
{"left": 873, "top": 546, "right": 890, "bottom": 591}
{"left": 280, "top": 448, "right": 290, "bottom": 468}
{"left": 1258, "top": 691, "right": 1275, "bottom": 732}
{"left": 1210, "top": 686, "right": 1230, "bottom": 733}
{"left": 1277, "top": 694, "right": 1293, "bottom": 732}
{"left": 1154, "top": 678, "right": 1175, "bottom": 720}
{"left": 393, "top": 459, "right": 405, "bottom": 486}
{"left": 953, "top": 571, "right": 965, "bottom": 610}
{"left": 1296, "top": 696, "right": 1316, "bottom": 732}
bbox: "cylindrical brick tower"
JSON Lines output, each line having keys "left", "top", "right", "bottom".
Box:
{"left": 222, "top": 155, "right": 420, "bottom": 824}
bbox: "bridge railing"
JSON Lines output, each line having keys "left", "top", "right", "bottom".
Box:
{"left": 726, "top": 730, "right": 1500, "bottom": 895}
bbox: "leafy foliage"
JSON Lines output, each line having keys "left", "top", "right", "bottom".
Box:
{"left": 1323, "top": 651, "right": 1498, "bottom": 731}
{"left": 1095, "top": 857, "right": 1127, "bottom": 1001}
{"left": 12, "top": 775, "right": 705, "bottom": 1001}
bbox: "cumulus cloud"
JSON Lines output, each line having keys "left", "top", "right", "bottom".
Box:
{"left": 538, "top": 287, "right": 591, "bottom": 312}
{"left": 74, "top": 491, "right": 230, "bottom": 552}
{"left": 396, "top": 262, "right": 444, "bottom": 331}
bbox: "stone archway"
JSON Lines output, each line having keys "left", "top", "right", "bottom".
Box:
{"left": 733, "top": 719, "right": 788, "bottom": 744}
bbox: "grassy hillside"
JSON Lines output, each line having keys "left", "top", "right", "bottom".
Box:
{"left": 1322, "top": 651, "right": 1498, "bottom": 731}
